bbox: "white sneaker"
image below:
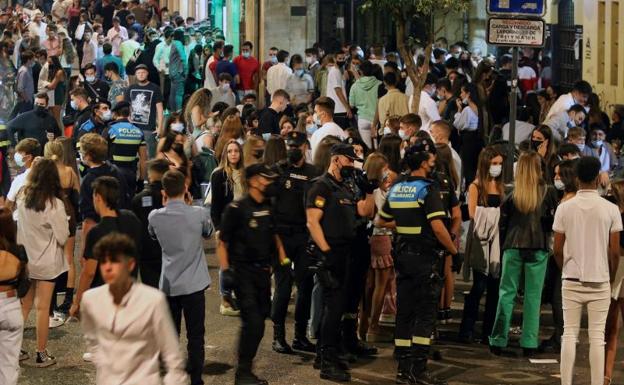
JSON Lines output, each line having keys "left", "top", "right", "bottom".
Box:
{"left": 49, "top": 315, "right": 65, "bottom": 329}
{"left": 219, "top": 304, "right": 240, "bottom": 316}
{"left": 82, "top": 352, "right": 94, "bottom": 362}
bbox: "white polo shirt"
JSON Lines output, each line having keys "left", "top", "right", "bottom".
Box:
{"left": 553, "top": 190, "right": 623, "bottom": 283}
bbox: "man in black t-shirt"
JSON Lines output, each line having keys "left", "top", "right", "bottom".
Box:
{"left": 70, "top": 176, "right": 142, "bottom": 318}
{"left": 124, "top": 64, "right": 164, "bottom": 158}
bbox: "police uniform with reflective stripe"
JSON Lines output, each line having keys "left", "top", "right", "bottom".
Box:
{"left": 219, "top": 195, "right": 276, "bottom": 373}
{"left": 103, "top": 119, "right": 145, "bottom": 198}
{"left": 380, "top": 175, "right": 447, "bottom": 373}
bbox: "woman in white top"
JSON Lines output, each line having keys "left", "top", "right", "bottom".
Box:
{"left": 454, "top": 82, "right": 483, "bottom": 186}
{"left": 17, "top": 158, "right": 69, "bottom": 367}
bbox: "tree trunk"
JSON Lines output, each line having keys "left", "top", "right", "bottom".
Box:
{"left": 395, "top": 16, "right": 433, "bottom": 114}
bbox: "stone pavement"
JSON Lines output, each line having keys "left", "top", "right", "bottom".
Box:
{"left": 17, "top": 242, "right": 624, "bottom": 385}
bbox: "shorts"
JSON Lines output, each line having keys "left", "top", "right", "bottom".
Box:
{"left": 370, "top": 235, "right": 393, "bottom": 269}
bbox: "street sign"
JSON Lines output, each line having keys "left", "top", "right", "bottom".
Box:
{"left": 487, "top": 0, "right": 546, "bottom": 17}
{"left": 487, "top": 17, "right": 546, "bottom": 47}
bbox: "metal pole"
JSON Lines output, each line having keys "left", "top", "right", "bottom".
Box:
{"left": 506, "top": 46, "right": 519, "bottom": 182}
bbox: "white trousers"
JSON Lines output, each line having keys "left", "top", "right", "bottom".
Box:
{"left": 560, "top": 280, "right": 610, "bottom": 385}
{"left": 357, "top": 119, "right": 373, "bottom": 149}
{"left": 0, "top": 296, "right": 23, "bottom": 385}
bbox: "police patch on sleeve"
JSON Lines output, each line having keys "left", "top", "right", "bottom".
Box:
{"left": 314, "top": 196, "right": 326, "bottom": 208}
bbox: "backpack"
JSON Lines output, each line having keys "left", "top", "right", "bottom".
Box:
{"left": 191, "top": 146, "right": 218, "bottom": 199}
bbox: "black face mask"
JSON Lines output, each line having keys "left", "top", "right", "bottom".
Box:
{"left": 171, "top": 143, "right": 184, "bottom": 154}
{"left": 287, "top": 148, "right": 304, "bottom": 164}
{"left": 531, "top": 140, "right": 543, "bottom": 151}
{"left": 340, "top": 165, "right": 355, "bottom": 179}
{"left": 337, "top": 60, "right": 346, "bottom": 67}
{"left": 253, "top": 149, "right": 264, "bottom": 159}
{"left": 34, "top": 105, "right": 47, "bottom": 115}
{"left": 263, "top": 182, "right": 278, "bottom": 198}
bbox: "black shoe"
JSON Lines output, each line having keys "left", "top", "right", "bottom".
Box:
{"left": 457, "top": 334, "right": 474, "bottom": 344}
{"left": 523, "top": 348, "right": 537, "bottom": 358}
{"left": 235, "top": 371, "right": 268, "bottom": 385}
{"left": 396, "top": 358, "right": 416, "bottom": 384}
{"left": 437, "top": 309, "right": 446, "bottom": 324}
{"left": 413, "top": 370, "right": 447, "bottom": 385}
{"left": 347, "top": 340, "right": 378, "bottom": 357}
{"left": 320, "top": 361, "right": 351, "bottom": 382}
{"left": 272, "top": 338, "right": 293, "bottom": 354}
{"left": 538, "top": 338, "right": 561, "bottom": 354}
{"left": 292, "top": 337, "right": 316, "bottom": 352}
{"left": 489, "top": 345, "right": 502, "bottom": 356}
{"left": 429, "top": 349, "right": 442, "bottom": 361}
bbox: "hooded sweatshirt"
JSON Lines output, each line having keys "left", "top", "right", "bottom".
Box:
{"left": 348, "top": 76, "right": 382, "bottom": 122}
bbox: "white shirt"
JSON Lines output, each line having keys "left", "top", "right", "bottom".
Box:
{"left": 81, "top": 283, "right": 189, "bottom": 385}
{"left": 453, "top": 106, "right": 479, "bottom": 132}
{"left": 7, "top": 168, "right": 30, "bottom": 204}
{"left": 546, "top": 93, "right": 579, "bottom": 121}
{"left": 553, "top": 190, "right": 623, "bottom": 283}
{"left": 28, "top": 21, "right": 47, "bottom": 41}
{"left": 266, "top": 63, "right": 292, "bottom": 97}
{"left": 325, "top": 66, "right": 347, "bottom": 114}
{"left": 16, "top": 197, "right": 69, "bottom": 280}
{"left": 416, "top": 91, "right": 441, "bottom": 132}
{"left": 106, "top": 26, "right": 129, "bottom": 56}
{"left": 310, "top": 121, "right": 346, "bottom": 159}
{"left": 543, "top": 111, "right": 571, "bottom": 140}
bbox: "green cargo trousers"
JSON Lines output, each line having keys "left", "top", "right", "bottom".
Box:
{"left": 489, "top": 248, "right": 549, "bottom": 348}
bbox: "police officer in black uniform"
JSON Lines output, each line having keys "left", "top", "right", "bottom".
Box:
{"left": 270, "top": 131, "right": 320, "bottom": 354}
{"left": 378, "top": 139, "right": 458, "bottom": 385}
{"left": 306, "top": 143, "right": 375, "bottom": 382}
{"left": 218, "top": 163, "right": 289, "bottom": 385}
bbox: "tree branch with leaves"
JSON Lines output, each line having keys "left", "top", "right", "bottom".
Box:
{"left": 361, "top": 0, "right": 470, "bottom": 112}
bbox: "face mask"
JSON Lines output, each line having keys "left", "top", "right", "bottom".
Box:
{"left": 171, "top": 123, "right": 185, "bottom": 133}
{"left": 242, "top": 51, "right": 250, "bottom": 59}
{"left": 236, "top": 137, "right": 244, "bottom": 145}
{"left": 313, "top": 113, "right": 321, "bottom": 126}
{"left": 356, "top": 49, "right": 364, "bottom": 58}
{"left": 171, "top": 143, "right": 184, "bottom": 153}
{"left": 339, "top": 164, "right": 355, "bottom": 179}
{"left": 253, "top": 149, "right": 264, "bottom": 159}
{"left": 263, "top": 182, "right": 278, "bottom": 198}
{"left": 101, "top": 110, "right": 112, "bottom": 121}
{"left": 70, "top": 100, "right": 78, "bottom": 110}
{"left": 34, "top": 105, "right": 47, "bottom": 115}
{"left": 452, "top": 52, "right": 461, "bottom": 59}
{"left": 306, "top": 123, "right": 317, "bottom": 135}
{"left": 531, "top": 140, "right": 543, "bottom": 151}
{"left": 337, "top": 60, "right": 346, "bottom": 67}
{"left": 305, "top": 56, "right": 313, "bottom": 64}
{"left": 592, "top": 140, "right": 603, "bottom": 148}
{"left": 14, "top": 152, "right": 25, "bottom": 167}
{"left": 398, "top": 129, "right": 407, "bottom": 140}
{"left": 462, "top": 97, "right": 469, "bottom": 104}
{"left": 86, "top": 75, "right": 95, "bottom": 83}
{"left": 270, "top": 56, "right": 277, "bottom": 64}
{"left": 554, "top": 179, "right": 565, "bottom": 191}
{"left": 576, "top": 143, "right": 585, "bottom": 152}
{"left": 221, "top": 83, "right": 230, "bottom": 91}
{"left": 287, "top": 148, "right": 304, "bottom": 164}
{"left": 294, "top": 69, "right": 304, "bottom": 77}
{"left": 489, "top": 164, "right": 502, "bottom": 178}
{"left": 383, "top": 126, "right": 392, "bottom": 135}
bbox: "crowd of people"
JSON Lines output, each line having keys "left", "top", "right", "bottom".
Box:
{"left": 1, "top": 1, "right": 624, "bottom": 385}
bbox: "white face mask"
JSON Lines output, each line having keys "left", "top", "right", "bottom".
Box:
{"left": 554, "top": 179, "right": 565, "bottom": 191}
{"left": 398, "top": 129, "right": 407, "bottom": 140}
{"left": 489, "top": 164, "right": 502, "bottom": 178}
{"left": 171, "top": 122, "right": 185, "bottom": 132}
{"left": 383, "top": 126, "right": 392, "bottom": 135}
{"left": 101, "top": 110, "right": 112, "bottom": 121}
{"left": 86, "top": 75, "right": 96, "bottom": 83}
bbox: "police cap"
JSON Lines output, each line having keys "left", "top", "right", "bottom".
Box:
{"left": 343, "top": 136, "right": 366, "bottom": 149}
{"left": 286, "top": 131, "right": 307, "bottom": 147}
{"left": 245, "top": 163, "right": 279, "bottom": 180}
{"left": 112, "top": 101, "right": 130, "bottom": 113}
{"left": 330, "top": 143, "right": 361, "bottom": 161}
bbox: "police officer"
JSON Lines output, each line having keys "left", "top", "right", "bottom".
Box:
{"left": 306, "top": 143, "right": 375, "bottom": 382}
{"left": 270, "top": 131, "right": 319, "bottom": 354}
{"left": 218, "top": 163, "right": 289, "bottom": 385}
{"left": 103, "top": 101, "right": 147, "bottom": 196}
{"left": 73, "top": 100, "right": 112, "bottom": 177}
{"left": 378, "top": 138, "right": 458, "bottom": 385}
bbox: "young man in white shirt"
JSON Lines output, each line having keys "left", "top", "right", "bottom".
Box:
{"left": 266, "top": 50, "right": 292, "bottom": 100}
{"left": 80, "top": 232, "right": 189, "bottom": 385}
{"left": 553, "top": 156, "right": 622, "bottom": 385}
{"left": 545, "top": 80, "right": 592, "bottom": 121}
{"left": 325, "top": 55, "right": 352, "bottom": 129}
{"left": 5, "top": 138, "right": 39, "bottom": 214}
{"left": 415, "top": 73, "right": 441, "bottom": 132}
{"left": 310, "top": 97, "right": 347, "bottom": 160}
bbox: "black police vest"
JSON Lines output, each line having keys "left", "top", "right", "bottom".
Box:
{"left": 273, "top": 162, "right": 316, "bottom": 227}
{"left": 318, "top": 175, "right": 357, "bottom": 247}
{"left": 229, "top": 197, "right": 276, "bottom": 265}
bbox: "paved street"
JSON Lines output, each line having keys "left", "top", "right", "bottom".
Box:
{"left": 18, "top": 240, "right": 624, "bottom": 385}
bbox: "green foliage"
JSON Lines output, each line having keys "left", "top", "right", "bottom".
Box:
{"left": 360, "top": 0, "right": 470, "bottom": 20}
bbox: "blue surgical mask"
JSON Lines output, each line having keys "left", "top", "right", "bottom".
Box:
{"left": 242, "top": 51, "right": 250, "bottom": 59}
{"left": 306, "top": 123, "right": 317, "bottom": 135}
{"left": 14, "top": 152, "right": 25, "bottom": 167}
{"left": 294, "top": 69, "right": 304, "bottom": 77}
{"left": 271, "top": 56, "right": 277, "bottom": 64}
{"left": 592, "top": 140, "right": 604, "bottom": 148}
{"left": 577, "top": 143, "right": 585, "bottom": 152}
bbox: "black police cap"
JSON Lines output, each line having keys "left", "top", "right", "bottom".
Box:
{"left": 286, "top": 131, "right": 307, "bottom": 147}
{"left": 245, "top": 163, "right": 278, "bottom": 180}
{"left": 112, "top": 101, "right": 130, "bottom": 113}
{"left": 330, "top": 143, "right": 361, "bottom": 161}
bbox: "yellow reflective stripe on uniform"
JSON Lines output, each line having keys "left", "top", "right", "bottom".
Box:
{"left": 379, "top": 209, "right": 393, "bottom": 219}
{"left": 396, "top": 226, "right": 422, "bottom": 234}
{"left": 114, "top": 138, "right": 142, "bottom": 145}
{"left": 394, "top": 339, "right": 411, "bottom": 347}
{"left": 412, "top": 336, "right": 431, "bottom": 346}
{"left": 112, "top": 155, "right": 138, "bottom": 162}
{"left": 426, "top": 211, "right": 446, "bottom": 219}
{"left": 389, "top": 200, "right": 420, "bottom": 209}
